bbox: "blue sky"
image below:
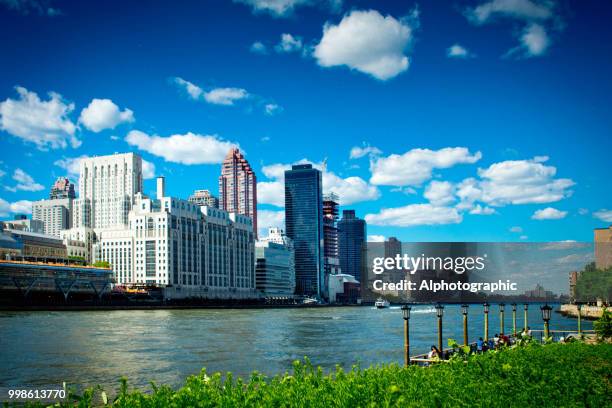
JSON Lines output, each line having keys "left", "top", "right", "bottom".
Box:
{"left": 0, "top": 0, "right": 611, "bottom": 243}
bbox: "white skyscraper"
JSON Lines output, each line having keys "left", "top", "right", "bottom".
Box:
{"left": 74, "top": 153, "right": 142, "bottom": 229}
{"left": 92, "top": 176, "right": 256, "bottom": 298}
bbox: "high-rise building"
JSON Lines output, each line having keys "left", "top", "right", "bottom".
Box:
{"left": 50, "top": 177, "right": 76, "bottom": 199}
{"left": 93, "top": 177, "right": 256, "bottom": 298}
{"left": 73, "top": 153, "right": 142, "bottom": 229}
{"left": 594, "top": 225, "right": 612, "bottom": 269}
{"left": 188, "top": 189, "right": 219, "bottom": 209}
{"left": 32, "top": 198, "right": 72, "bottom": 237}
{"left": 323, "top": 193, "right": 341, "bottom": 290}
{"left": 256, "top": 228, "right": 295, "bottom": 297}
{"left": 338, "top": 209, "right": 366, "bottom": 281}
{"left": 284, "top": 164, "right": 324, "bottom": 297}
{"left": 219, "top": 148, "right": 257, "bottom": 237}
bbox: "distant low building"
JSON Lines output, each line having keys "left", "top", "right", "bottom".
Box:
{"left": 328, "top": 273, "right": 360, "bottom": 304}
{"left": 60, "top": 227, "right": 95, "bottom": 263}
{"left": 594, "top": 225, "right": 612, "bottom": 269}
{"left": 523, "top": 284, "right": 555, "bottom": 300}
{"left": 1, "top": 217, "right": 44, "bottom": 234}
{"left": 256, "top": 228, "right": 295, "bottom": 297}
{"left": 0, "top": 226, "right": 67, "bottom": 261}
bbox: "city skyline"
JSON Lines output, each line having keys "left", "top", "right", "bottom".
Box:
{"left": 1, "top": 0, "right": 612, "bottom": 243}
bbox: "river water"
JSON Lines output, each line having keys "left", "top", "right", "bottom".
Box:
{"left": 0, "top": 304, "right": 590, "bottom": 392}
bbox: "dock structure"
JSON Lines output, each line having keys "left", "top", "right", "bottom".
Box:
{"left": 0, "top": 260, "right": 113, "bottom": 304}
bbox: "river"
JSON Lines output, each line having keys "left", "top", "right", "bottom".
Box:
{"left": 0, "top": 304, "right": 591, "bottom": 392}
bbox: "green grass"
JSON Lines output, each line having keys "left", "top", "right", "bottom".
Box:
{"left": 9, "top": 342, "right": 612, "bottom": 407}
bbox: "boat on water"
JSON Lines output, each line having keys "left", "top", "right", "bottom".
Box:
{"left": 375, "top": 298, "right": 390, "bottom": 308}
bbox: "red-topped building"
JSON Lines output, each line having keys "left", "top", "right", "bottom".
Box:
{"left": 219, "top": 148, "right": 257, "bottom": 237}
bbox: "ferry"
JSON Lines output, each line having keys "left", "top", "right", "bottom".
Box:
{"left": 375, "top": 298, "right": 390, "bottom": 309}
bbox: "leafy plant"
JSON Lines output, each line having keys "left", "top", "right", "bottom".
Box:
{"left": 594, "top": 309, "right": 612, "bottom": 340}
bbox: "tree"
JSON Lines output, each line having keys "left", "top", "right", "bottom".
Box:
{"left": 575, "top": 264, "right": 612, "bottom": 302}
{"left": 93, "top": 261, "right": 111, "bottom": 268}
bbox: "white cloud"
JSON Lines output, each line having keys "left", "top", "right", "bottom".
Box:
{"left": 204, "top": 87, "right": 250, "bottom": 106}
{"left": 0, "top": 198, "right": 33, "bottom": 217}
{"left": 519, "top": 235, "right": 528, "bottom": 240}
{"left": 466, "top": 0, "right": 554, "bottom": 25}
{"left": 54, "top": 155, "right": 88, "bottom": 179}
{"left": 531, "top": 207, "right": 567, "bottom": 220}
{"left": 594, "top": 209, "right": 612, "bottom": 223}
{"left": 469, "top": 204, "right": 496, "bottom": 215}
{"left": 142, "top": 160, "right": 156, "bottom": 180}
{"left": 125, "top": 130, "right": 238, "bottom": 165}
{"left": 349, "top": 145, "right": 382, "bottom": 159}
{"left": 578, "top": 208, "right": 589, "bottom": 216}
{"left": 5, "top": 168, "right": 44, "bottom": 192}
{"left": 456, "top": 157, "right": 574, "bottom": 208}
{"left": 367, "top": 234, "right": 386, "bottom": 242}
{"left": 173, "top": 77, "right": 204, "bottom": 100}
{"left": 465, "top": 1, "right": 558, "bottom": 58}
{"left": 234, "top": 0, "right": 341, "bottom": 17}
{"left": 275, "top": 33, "right": 303, "bottom": 53}
{"left": 313, "top": 9, "right": 416, "bottom": 80}
{"left": 518, "top": 23, "right": 550, "bottom": 57}
{"left": 0, "top": 86, "right": 79, "bottom": 150}
{"left": 324, "top": 171, "right": 380, "bottom": 205}
{"left": 250, "top": 41, "right": 268, "bottom": 54}
{"left": 424, "top": 180, "right": 455, "bottom": 206}
{"left": 79, "top": 99, "right": 134, "bottom": 132}
{"left": 258, "top": 159, "right": 380, "bottom": 207}
{"left": 257, "top": 181, "right": 285, "bottom": 207}
{"left": 257, "top": 209, "right": 285, "bottom": 236}
{"left": 447, "top": 44, "right": 473, "bottom": 59}
{"left": 264, "top": 103, "right": 283, "bottom": 116}
{"left": 365, "top": 203, "right": 462, "bottom": 227}
{"left": 370, "top": 147, "right": 482, "bottom": 187}
{"left": 509, "top": 226, "right": 523, "bottom": 233}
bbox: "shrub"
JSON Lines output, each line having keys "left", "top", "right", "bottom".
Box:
{"left": 594, "top": 309, "right": 612, "bottom": 340}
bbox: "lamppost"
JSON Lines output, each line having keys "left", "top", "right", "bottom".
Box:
{"left": 523, "top": 303, "right": 529, "bottom": 331}
{"left": 541, "top": 304, "right": 552, "bottom": 340}
{"left": 499, "top": 303, "right": 505, "bottom": 335}
{"left": 435, "top": 303, "right": 444, "bottom": 352}
{"left": 483, "top": 302, "right": 490, "bottom": 341}
{"left": 511, "top": 303, "right": 517, "bottom": 336}
{"left": 461, "top": 304, "right": 469, "bottom": 346}
{"left": 577, "top": 304, "right": 582, "bottom": 335}
{"left": 401, "top": 304, "right": 411, "bottom": 366}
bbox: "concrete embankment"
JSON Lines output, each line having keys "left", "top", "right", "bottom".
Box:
{"left": 558, "top": 304, "right": 609, "bottom": 320}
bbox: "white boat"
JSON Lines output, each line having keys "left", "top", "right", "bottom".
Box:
{"left": 375, "top": 298, "right": 390, "bottom": 308}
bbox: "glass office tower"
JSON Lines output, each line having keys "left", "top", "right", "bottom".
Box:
{"left": 284, "top": 164, "right": 324, "bottom": 297}
{"left": 338, "top": 210, "right": 366, "bottom": 281}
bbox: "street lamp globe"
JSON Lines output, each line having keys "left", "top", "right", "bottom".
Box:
{"left": 483, "top": 302, "right": 490, "bottom": 314}
{"left": 401, "top": 304, "right": 411, "bottom": 320}
{"left": 499, "top": 303, "right": 505, "bottom": 312}
{"left": 435, "top": 303, "right": 444, "bottom": 318}
{"left": 524, "top": 303, "right": 529, "bottom": 311}
{"left": 511, "top": 303, "right": 517, "bottom": 312}
{"left": 541, "top": 304, "right": 552, "bottom": 322}
{"left": 461, "top": 304, "right": 469, "bottom": 315}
